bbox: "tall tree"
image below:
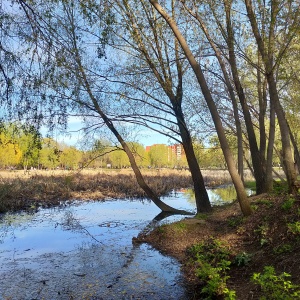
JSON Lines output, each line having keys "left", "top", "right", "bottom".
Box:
{"left": 149, "top": 0, "right": 252, "bottom": 216}
{"left": 109, "top": 0, "right": 212, "bottom": 212}
{"left": 244, "top": 0, "right": 300, "bottom": 193}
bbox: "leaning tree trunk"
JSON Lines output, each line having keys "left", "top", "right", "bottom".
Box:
{"left": 150, "top": 0, "right": 252, "bottom": 216}
{"left": 174, "top": 105, "right": 212, "bottom": 213}
{"left": 92, "top": 99, "right": 191, "bottom": 214}
{"left": 74, "top": 46, "right": 191, "bottom": 214}
{"left": 96, "top": 105, "right": 191, "bottom": 214}
{"left": 268, "top": 74, "right": 297, "bottom": 193}
{"left": 288, "top": 124, "right": 300, "bottom": 176}
{"left": 191, "top": 8, "right": 244, "bottom": 182}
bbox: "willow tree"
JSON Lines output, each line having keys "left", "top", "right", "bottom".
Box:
{"left": 5, "top": 0, "right": 190, "bottom": 214}
{"left": 104, "top": 0, "right": 212, "bottom": 212}
{"left": 149, "top": 0, "right": 252, "bottom": 216}
{"left": 244, "top": 0, "right": 300, "bottom": 194}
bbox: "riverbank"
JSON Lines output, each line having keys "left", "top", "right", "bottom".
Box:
{"left": 0, "top": 168, "right": 237, "bottom": 213}
{"left": 137, "top": 192, "right": 300, "bottom": 299}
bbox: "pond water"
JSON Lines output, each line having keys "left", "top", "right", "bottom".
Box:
{"left": 0, "top": 186, "right": 251, "bottom": 299}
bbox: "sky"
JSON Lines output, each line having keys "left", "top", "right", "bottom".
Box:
{"left": 46, "top": 116, "right": 171, "bottom": 149}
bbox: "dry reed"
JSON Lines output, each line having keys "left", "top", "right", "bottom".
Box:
{"left": 0, "top": 168, "right": 246, "bottom": 213}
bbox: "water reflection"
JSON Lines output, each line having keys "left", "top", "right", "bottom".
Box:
{"left": 0, "top": 197, "right": 189, "bottom": 299}
{"left": 0, "top": 186, "right": 253, "bottom": 299}
{"left": 182, "top": 184, "right": 254, "bottom": 206}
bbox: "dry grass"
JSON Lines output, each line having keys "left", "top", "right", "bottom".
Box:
{"left": 0, "top": 168, "right": 250, "bottom": 213}
{"left": 0, "top": 168, "right": 193, "bottom": 213}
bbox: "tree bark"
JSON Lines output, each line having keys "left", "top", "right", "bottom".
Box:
{"left": 267, "top": 74, "right": 297, "bottom": 193}
{"left": 266, "top": 94, "right": 275, "bottom": 192}
{"left": 174, "top": 103, "right": 212, "bottom": 212}
{"left": 288, "top": 124, "right": 300, "bottom": 176}
{"left": 224, "top": 1, "right": 266, "bottom": 193}
{"left": 183, "top": 3, "right": 244, "bottom": 182}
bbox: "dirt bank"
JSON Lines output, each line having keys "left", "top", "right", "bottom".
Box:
{"left": 137, "top": 193, "right": 300, "bottom": 299}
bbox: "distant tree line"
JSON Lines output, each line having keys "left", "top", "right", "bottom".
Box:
{"left": 1, "top": 123, "right": 275, "bottom": 170}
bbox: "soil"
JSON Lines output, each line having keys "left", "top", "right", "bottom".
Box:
{"left": 136, "top": 193, "right": 300, "bottom": 299}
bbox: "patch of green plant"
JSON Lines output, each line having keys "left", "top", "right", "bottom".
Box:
{"left": 254, "top": 223, "right": 269, "bottom": 236}
{"left": 172, "top": 221, "right": 187, "bottom": 232}
{"left": 252, "top": 266, "right": 300, "bottom": 299}
{"left": 273, "top": 243, "right": 293, "bottom": 254}
{"left": 254, "top": 223, "right": 270, "bottom": 246}
{"left": 195, "top": 260, "right": 235, "bottom": 299}
{"left": 188, "top": 238, "right": 231, "bottom": 261}
{"left": 244, "top": 181, "right": 256, "bottom": 191}
{"left": 282, "top": 197, "right": 295, "bottom": 211}
{"left": 251, "top": 204, "right": 259, "bottom": 211}
{"left": 287, "top": 222, "right": 300, "bottom": 235}
{"left": 236, "top": 226, "right": 246, "bottom": 234}
{"left": 187, "top": 239, "right": 236, "bottom": 299}
{"left": 234, "top": 252, "right": 252, "bottom": 266}
{"left": 273, "top": 181, "right": 289, "bottom": 195}
{"left": 156, "top": 224, "right": 167, "bottom": 234}
{"left": 256, "top": 199, "right": 273, "bottom": 208}
{"left": 227, "top": 216, "right": 244, "bottom": 228}
{"left": 195, "top": 213, "right": 208, "bottom": 220}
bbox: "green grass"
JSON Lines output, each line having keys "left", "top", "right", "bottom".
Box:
{"left": 244, "top": 181, "right": 256, "bottom": 191}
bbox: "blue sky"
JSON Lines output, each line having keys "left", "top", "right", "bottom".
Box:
{"left": 46, "top": 116, "right": 171, "bottom": 148}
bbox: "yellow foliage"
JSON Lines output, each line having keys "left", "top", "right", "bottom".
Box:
{"left": 0, "top": 134, "right": 22, "bottom": 167}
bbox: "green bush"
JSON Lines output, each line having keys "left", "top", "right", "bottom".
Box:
{"left": 281, "top": 197, "right": 295, "bottom": 211}
{"left": 254, "top": 223, "right": 270, "bottom": 246}
{"left": 188, "top": 239, "right": 236, "bottom": 299}
{"left": 287, "top": 222, "right": 300, "bottom": 235}
{"left": 273, "top": 244, "right": 293, "bottom": 254}
{"left": 234, "top": 252, "right": 252, "bottom": 266}
{"left": 252, "top": 266, "right": 300, "bottom": 300}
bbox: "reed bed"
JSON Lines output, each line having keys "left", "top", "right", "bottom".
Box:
{"left": 0, "top": 168, "right": 248, "bottom": 213}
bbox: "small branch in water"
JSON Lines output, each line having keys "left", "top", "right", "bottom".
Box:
{"left": 60, "top": 211, "right": 103, "bottom": 244}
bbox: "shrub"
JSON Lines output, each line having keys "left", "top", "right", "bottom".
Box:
{"left": 281, "top": 197, "right": 295, "bottom": 211}
{"left": 234, "top": 252, "right": 252, "bottom": 266}
{"left": 287, "top": 222, "right": 300, "bottom": 235}
{"left": 252, "top": 266, "right": 300, "bottom": 300}
{"left": 273, "top": 244, "right": 293, "bottom": 254}
{"left": 188, "top": 239, "right": 236, "bottom": 299}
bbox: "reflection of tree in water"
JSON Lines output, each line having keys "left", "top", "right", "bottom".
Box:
{"left": 211, "top": 185, "right": 236, "bottom": 202}
{"left": 59, "top": 210, "right": 102, "bottom": 243}
{"left": 182, "top": 189, "right": 197, "bottom": 206}
{"left": 182, "top": 186, "right": 243, "bottom": 206}
{"left": 0, "top": 212, "right": 35, "bottom": 243}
